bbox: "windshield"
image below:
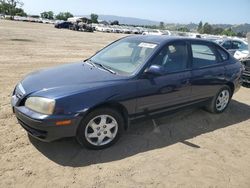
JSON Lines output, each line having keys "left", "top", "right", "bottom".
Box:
{"left": 90, "top": 38, "right": 157, "bottom": 75}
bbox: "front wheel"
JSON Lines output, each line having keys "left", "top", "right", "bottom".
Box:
{"left": 205, "top": 86, "right": 232, "bottom": 113}
{"left": 76, "top": 108, "right": 124, "bottom": 149}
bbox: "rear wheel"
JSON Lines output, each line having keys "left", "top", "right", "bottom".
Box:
{"left": 205, "top": 86, "right": 232, "bottom": 113}
{"left": 76, "top": 108, "right": 124, "bottom": 149}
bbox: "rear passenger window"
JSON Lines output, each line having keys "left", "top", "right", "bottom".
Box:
{"left": 191, "top": 44, "right": 218, "bottom": 68}
{"left": 217, "top": 48, "right": 229, "bottom": 61}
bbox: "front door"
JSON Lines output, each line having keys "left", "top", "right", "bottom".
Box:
{"left": 136, "top": 41, "right": 192, "bottom": 113}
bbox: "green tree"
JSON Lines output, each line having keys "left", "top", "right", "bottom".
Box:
{"left": 110, "top": 20, "right": 119, "bottom": 25}
{"left": 236, "top": 32, "right": 245, "bottom": 38}
{"left": 197, "top": 21, "right": 203, "bottom": 33}
{"left": 40, "top": 11, "right": 54, "bottom": 20}
{"left": 15, "top": 7, "right": 26, "bottom": 16}
{"left": 159, "top": 21, "right": 165, "bottom": 29}
{"left": 0, "top": 3, "right": 3, "bottom": 13}
{"left": 0, "top": 1, "right": 9, "bottom": 14}
{"left": 90, "top": 13, "right": 98, "bottom": 23}
{"left": 212, "top": 27, "right": 224, "bottom": 35}
{"left": 203, "top": 22, "right": 213, "bottom": 34}
{"left": 0, "top": 0, "right": 25, "bottom": 19}
{"left": 221, "top": 28, "right": 236, "bottom": 36}
{"left": 177, "top": 27, "right": 190, "bottom": 32}
{"left": 0, "top": 0, "right": 23, "bottom": 19}
{"left": 55, "top": 12, "right": 73, "bottom": 21}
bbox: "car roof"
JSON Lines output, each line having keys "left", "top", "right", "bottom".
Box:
{"left": 124, "top": 35, "right": 213, "bottom": 45}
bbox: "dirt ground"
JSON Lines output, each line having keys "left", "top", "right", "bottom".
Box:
{"left": 0, "top": 20, "right": 250, "bottom": 188}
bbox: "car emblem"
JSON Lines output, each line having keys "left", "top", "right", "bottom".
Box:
{"left": 17, "top": 83, "right": 26, "bottom": 95}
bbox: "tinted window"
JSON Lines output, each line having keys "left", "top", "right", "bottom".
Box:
{"left": 151, "top": 42, "right": 188, "bottom": 73}
{"left": 191, "top": 44, "right": 218, "bottom": 68}
{"left": 217, "top": 48, "right": 229, "bottom": 61}
{"left": 222, "top": 41, "right": 231, "bottom": 49}
{"left": 232, "top": 41, "right": 242, "bottom": 49}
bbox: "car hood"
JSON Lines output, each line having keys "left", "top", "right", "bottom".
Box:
{"left": 20, "top": 61, "right": 127, "bottom": 97}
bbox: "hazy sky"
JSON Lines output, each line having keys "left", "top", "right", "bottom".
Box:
{"left": 21, "top": 0, "right": 250, "bottom": 24}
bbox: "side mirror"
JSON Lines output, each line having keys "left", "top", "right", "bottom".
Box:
{"left": 144, "top": 65, "right": 165, "bottom": 76}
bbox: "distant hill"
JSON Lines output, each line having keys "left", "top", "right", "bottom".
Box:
{"left": 79, "top": 14, "right": 250, "bottom": 34}
{"left": 164, "top": 23, "right": 198, "bottom": 31}
{"left": 80, "top": 14, "right": 159, "bottom": 26}
{"left": 231, "top": 24, "right": 250, "bottom": 34}
{"left": 165, "top": 23, "right": 250, "bottom": 34}
{"left": 98, "top": 15, "right": 160, "bottom": 26}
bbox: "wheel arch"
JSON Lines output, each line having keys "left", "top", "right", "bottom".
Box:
{"left": 225, "top": 82, "right": 235, "bottom": 95}
{"left": 84, "top": 102, "right": 129, "bottom": 130}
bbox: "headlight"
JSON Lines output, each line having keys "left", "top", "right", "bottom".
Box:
{"left": 25, "top": 97, "right": 55, "bottom": 115}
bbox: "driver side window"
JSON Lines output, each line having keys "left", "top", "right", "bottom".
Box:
{"left": 151, "top": 42, "right": 189, "bottom": 73}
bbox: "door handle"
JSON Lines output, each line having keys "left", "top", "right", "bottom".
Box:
{"left": 181, "top": 79, "right": 190, "bottom": 85}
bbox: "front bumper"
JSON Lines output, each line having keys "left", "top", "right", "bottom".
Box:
{"left": 13, "top": 106, "right": 83, "bottom": 142}
{"left": 241, "top": 58, "right": 250, "bottom": 84}
{"left": 242, "top": 71, "right": 250, "bottom": 84}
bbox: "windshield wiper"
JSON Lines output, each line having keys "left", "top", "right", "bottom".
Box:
{"left": 84, "top": 59, "right": 97, "bottom": 67}
{"left": 94, "top": 62, "right": 116, "bottom": 74}
{"left": 84, "top": 59, "right": 116, "bottom": 74}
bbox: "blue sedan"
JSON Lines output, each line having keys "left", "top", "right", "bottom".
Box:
{"left": 11, "top": 35, "right": 243, "bottom": 149}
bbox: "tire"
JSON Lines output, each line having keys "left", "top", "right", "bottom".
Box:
{"left": 205, "top": 86, "right": 232, "bottom": 113}
{"left": 76, "top": 108, "right": 124, "bottom": 149}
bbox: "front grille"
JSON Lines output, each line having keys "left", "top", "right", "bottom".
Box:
{"left": 242, "top": 59, "right": 250, "bottom": 68}
{"left": 245, "top": 67, "right": 250, "bottom": 72}
{"left": 241, "top": 59, "right": 250, "bottom": 76}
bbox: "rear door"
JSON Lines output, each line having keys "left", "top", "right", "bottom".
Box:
{"left": 190, "top": 41, "right": 226, "bottom": 100}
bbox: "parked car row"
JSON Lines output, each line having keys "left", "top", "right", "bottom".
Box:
{"left": 69, "top": 22, "right": 94, "bottom": 32}
{"left": 54, "top": 21, "right": 94, "bottom": 32}
{"left": 90, "top": 23, "right": 173, "bottom": 35}
{"left": 13, "top": 16, "right": 55, "bottom": 24}
{"left": 54, "top": 21, "right": 172, "bottom": 35}
{"left": 93, "top": 24, "right": 149, "bottom": 34}
{"left": 54, "top": 21, "right": 73, "bottom": 29}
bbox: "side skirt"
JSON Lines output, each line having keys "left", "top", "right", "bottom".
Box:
{"left": 129, "top": 98, "right": 211, "bottom": 124}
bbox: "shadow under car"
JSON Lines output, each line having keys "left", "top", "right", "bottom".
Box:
{"left": 29, "top": 100, "right": 250, "bottom": 167}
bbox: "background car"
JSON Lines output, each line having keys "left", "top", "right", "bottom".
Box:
{"left": 240, "top": 58, "right": 250, "bottom": 85}
{"left": 54, "top": 21, "right": 73, "bottom": 29}
{"left": 216, "top": 39, "right": 248, "bottom": 55}
{"left": 239, "top": 32, "right": 250, "bottom": 85}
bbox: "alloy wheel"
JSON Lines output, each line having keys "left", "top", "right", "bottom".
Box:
{"left": 84, "top": 115, "right": 118, "bottom": 146}
{"left": 216, "top": 89, "right": 230, "bottom": 111}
